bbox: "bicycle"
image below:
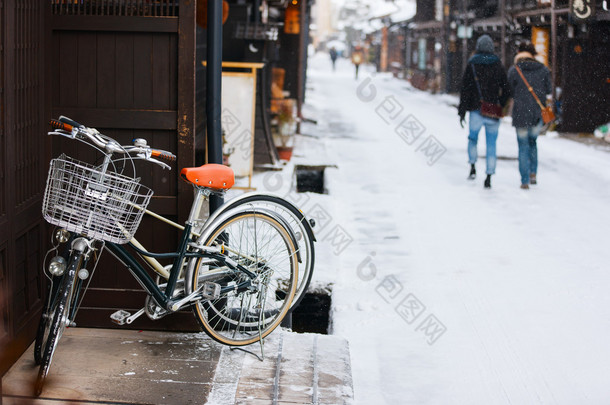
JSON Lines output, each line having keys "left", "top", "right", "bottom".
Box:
{"left": 34, "top": 116, "right": 312, "bottom": 395}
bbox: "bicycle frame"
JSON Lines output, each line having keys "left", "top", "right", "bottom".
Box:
{"left": 102, "top": 187, "right": 260, "bottom": 314}
{"left": 105, "top": 223, "right": 198, "bottom": 312}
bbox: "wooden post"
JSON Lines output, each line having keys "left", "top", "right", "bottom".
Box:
{"left": 551, "top": 0, "right": 558, "bottom": 104}
{"left": 500, "top": 0, "right": 506, "bottom": 66}
{"left": 381, "top": 25, "right": 388, "bottom": 72}
{"left": 177, "top": 0, "right": 196, "bottom": 222}
{"left": 461, "top": 0, "right": 468, "bottom": 74}
{"left": 296, "top": 0, "right": 307, "bottom": 134}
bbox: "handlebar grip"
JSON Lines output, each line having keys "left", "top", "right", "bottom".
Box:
{"left": 50, "top": 119, "right": 74, "bottom": 132}
{"left": 58, "top": 116, "right": 83, "bottom": 129}
{"left": 151, "top": 150, "right": 177, "bottom": 162}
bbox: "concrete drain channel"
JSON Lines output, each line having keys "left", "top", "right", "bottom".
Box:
{"left": 279, "top": 288, "right": 332, "bottom": 334}
{"left": 289, "top": 165, "right": 335, "bottom": 334}
{"left": 296, "top": 165, "right": 327, "bottom": 194}
{"left": 290, "top": 292, "right": 331, "bottom": 334}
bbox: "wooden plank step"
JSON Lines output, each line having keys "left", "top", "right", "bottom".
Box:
{"left": 2, "top": 329, "right": 353, "bottom": 405}
{"left": 209, "top": 332, "right": 354, "bottom": 405}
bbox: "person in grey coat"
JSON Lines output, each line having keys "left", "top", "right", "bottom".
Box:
{"left": 507, "top": 41, "right": 552, "bottom": 189}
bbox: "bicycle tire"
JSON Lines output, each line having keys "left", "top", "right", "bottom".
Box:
{"left": 35, "top": 251, "right": 81, "bottom": 396}
{"left": 202, "top": 194, "right": 315, "bottom": 310}
{"left": 35, "top": 239, "right": 86, "bottom": 365}
{"left": 192, "top": 210, "right": 298, "bottom": 346}
{"left": 34, "top": 275, "right": 62, "bottom": 365}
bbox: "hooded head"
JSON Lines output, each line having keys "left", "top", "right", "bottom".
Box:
{"left": 476, "top": 35, "right": 494, "bottom": 54}
{"left": 514, "top": 40, "right": 538, "bottom": 64}
{"left": 518, "top": 41, "right": 537, "bottom": 56}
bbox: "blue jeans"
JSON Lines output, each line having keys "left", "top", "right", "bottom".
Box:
{"left": 468, "top": 110, "right": 500, "bottom": 175}
{"left": 516, "top": 122, "right": 543, "bottom": 185}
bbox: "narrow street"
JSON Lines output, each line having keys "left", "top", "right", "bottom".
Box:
{"left": 298, "top": 53, "right": 610, "bottom": 404}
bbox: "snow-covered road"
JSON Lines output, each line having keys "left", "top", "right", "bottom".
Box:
{"left": 290, "top": 53, "right": 610, "bottom": 404}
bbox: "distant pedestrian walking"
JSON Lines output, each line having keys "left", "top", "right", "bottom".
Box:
{"left": 458, "top": 34, "right": 511, "bottom": 189}
{"left": 329, "top": 47, "right": 338, "bottom": 71}
{"left": 351, "top": 46, "right": 364, "bottom": 80}
{"left": 507, "top": 41, "right": 552, "bottom": 189}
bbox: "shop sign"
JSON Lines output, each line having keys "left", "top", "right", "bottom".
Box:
{"left": 457, "top": 25, "right": 473, "bottom": 39}
{"left": 532, "top": 27, "right": 550, "bottom": 66}
{"left": 418, "top": 38, "right": 427, "bottom": 71}
{"left": 284, "top": 1, "right": 300, "bottom": 34}
{"left": 570, "top": 0, "right": 595, "bottom": 21}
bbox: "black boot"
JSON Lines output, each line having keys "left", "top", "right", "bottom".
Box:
{"left": 468, "top": 164, "right": 476, "bottom": 180}
{"left": 484, "top": 175, "right": 491, "bottom": 189}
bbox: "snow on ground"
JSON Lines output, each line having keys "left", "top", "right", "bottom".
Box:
{"left": 249, "top": 53, "right": 610, "bottom": 404}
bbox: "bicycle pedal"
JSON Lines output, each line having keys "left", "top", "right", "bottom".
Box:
{"left": 110, "top": 310, "right": 131, "bottom": 325}
{"left": 202, "top": 282, "right": 221, "bottom": 300}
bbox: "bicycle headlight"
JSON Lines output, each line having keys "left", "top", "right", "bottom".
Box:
{"left": 48, "top": 256, "right": 67, "bottom": 276}
{"left": 54, "top": 228, "right": 71, "bottom": 244}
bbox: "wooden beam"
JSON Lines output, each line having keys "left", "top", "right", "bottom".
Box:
{"left": 51, "top": 16, "right": 178, "bottom": 32}
{"left": 51, "top": 108, "right": 178, "bottom": 130}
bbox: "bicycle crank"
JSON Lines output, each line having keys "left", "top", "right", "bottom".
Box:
{"left": 109, "top": 308, "right": 145, "bottom": 325}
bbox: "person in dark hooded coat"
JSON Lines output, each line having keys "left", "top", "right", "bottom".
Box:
{"left": 507, "top": 41, "right": 552, "bottom": 189}
{"left": 458, "top": 35, "right": 511, "bottom": 189}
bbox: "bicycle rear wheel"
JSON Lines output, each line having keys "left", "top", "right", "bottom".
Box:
{"left": 192, "top": 210, "right": 298, "bottom": 346}
{"left": 218, "top": 194, "right": 315, "bottom": 310}
{"left": 35, "top": 251, "right": 82, "bottom": 396}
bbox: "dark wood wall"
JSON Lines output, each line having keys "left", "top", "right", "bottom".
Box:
{"left": 561, "top": 22, "right": 610, "bottom": 132}
{"left": 1, "top": 0, "right": 199, "bottom": 377}
{"left": 47, "top": 0, "right": 198, "bottom": 331}
{"left": 0, "top": 0, "right": 47, "bottom": 377}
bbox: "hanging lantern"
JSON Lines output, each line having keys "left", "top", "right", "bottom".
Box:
{"left": 197, "top": 0, "right": 230, "bottom": 28}
{"left": 284, "top": 0, "right": 300, "bottom": 35}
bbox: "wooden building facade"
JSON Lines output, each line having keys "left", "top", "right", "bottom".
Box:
{"left": 1, "top": 0, "right": 313, "bottom": 378}
{"left": 1, "top": 0, "right": 199, "bottom": 377}
{"left": 398, "top": 0, "right": 610, "bottom": 132}
{"left": 1, "top": 0, "right": 47, "bottom": 379}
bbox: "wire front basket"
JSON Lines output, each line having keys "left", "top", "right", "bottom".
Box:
{"left": 42, "top": 155, "right": 153, "bottom": 244}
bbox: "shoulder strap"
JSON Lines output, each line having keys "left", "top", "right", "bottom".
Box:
{"left": 471, "top": 64, "right": 483, "bottom": 99}
{"left": 515, "top": 65, "right": 545, "bottom": 110}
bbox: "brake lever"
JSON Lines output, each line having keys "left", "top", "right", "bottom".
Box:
{"left": 134, "top": 152, "right": 171, "bottom": 170}
{"left": 48, "top": 130, "right": 76, "bottom": 139}
{"left": 147, "top": 157, "right": 171, "bottom": 170}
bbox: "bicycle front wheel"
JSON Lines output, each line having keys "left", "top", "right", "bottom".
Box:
{"left": 35, "top": 251, "right": 81, "bottom": 396}
{"left": 192, "top": 210, "right": 298, "bottom": 346}
{"left": 34, "top": 274, "right": 62, "bottom": 366}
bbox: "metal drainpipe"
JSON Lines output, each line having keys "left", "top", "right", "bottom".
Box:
{"left": 207, "top": 0, "right": 224, "bottom": 213}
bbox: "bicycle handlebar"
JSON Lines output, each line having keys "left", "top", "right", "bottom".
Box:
{"left": 151, "top": 149, "right": 177, "bottom": 162}
{"left": 49, "top": 118, "right": 75, "bottom": 132}
{"left": 48, "top": 116, "right": 176, "bottom": 169}
{"left": 58, "top": 116, "right": 84, "bottom": 129}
